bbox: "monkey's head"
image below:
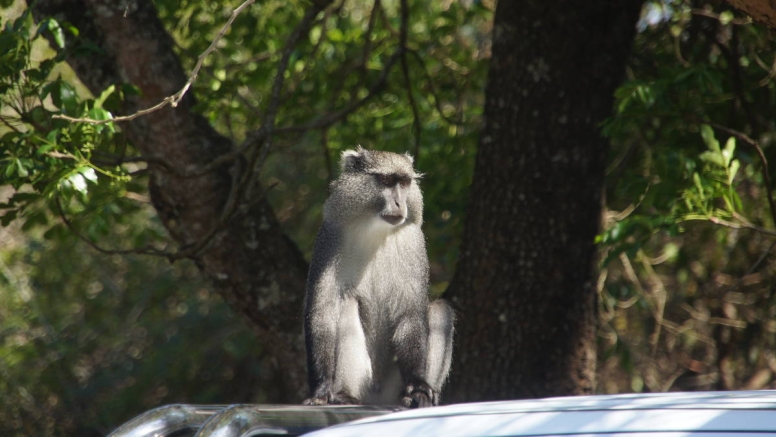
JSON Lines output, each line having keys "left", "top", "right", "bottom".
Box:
{"left": 326, "top": 146, "right": 423, "bottom": 228}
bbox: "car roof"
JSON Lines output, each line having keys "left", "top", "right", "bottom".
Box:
{"left": 301, "top": 390, "right": 776, "bottom": 437}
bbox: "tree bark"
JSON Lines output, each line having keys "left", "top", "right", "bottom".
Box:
{"left": 723, "top": 0, "right": 776, "bottom": 29}
{"left": 32, "top": 0, "right": 313, "bottom": 401}
{"left": 446, "top": 0, "right": 643, "bottom": 402}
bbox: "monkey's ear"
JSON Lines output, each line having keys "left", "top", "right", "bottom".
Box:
{"left": 404, "top": 152, "right": 414, "bottom": 164}
{"left": 341, "top": 146, "right": 368, "bottom": 173}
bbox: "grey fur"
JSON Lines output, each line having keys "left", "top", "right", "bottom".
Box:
{"left": 303, "top": 147, "right": 454, "bottom": 408}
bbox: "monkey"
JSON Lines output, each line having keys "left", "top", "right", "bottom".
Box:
{"left": 302, "top": 147, "right": 455, "bottom": 408}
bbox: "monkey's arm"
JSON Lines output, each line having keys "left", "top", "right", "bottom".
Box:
{"left": 390, "top": 225, "right": 438, "bottom": 407}
{"left": 303, "top": 223, "right": 343, "bottom": 404}
{"left": 394, "top": 301, "right": 454, "bottom": 407}
{"left": 393, "top": 308, "right": 435, "bottom": 408}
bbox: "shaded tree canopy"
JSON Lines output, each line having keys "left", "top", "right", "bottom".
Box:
{"left": 2, "top": 0, "right": 776, "bottom": 436}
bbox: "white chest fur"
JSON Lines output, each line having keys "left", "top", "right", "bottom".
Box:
{"left": 336, "top": 219, "right": 424, "bottom": 306}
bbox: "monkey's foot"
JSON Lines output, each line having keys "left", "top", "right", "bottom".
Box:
{"left": 401, "top": 382, "right": 437, "bottom": 408}
{"left": 329, "top": 391, "right": 361, "bottom": 405}
{"left": 302, "top": 391, "right": 361, "bottom": 406}
{"left": 302, "top": 396, "right": 329, "bottom": 406}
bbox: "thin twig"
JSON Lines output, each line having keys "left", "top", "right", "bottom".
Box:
{"left": 274, "top": 52, "right": 401, "bottom": 134}
{"left": 361, "top": 0, "right": 381, "bottom": 74}
{"left": 407, "top": 49, "right": 465, "bottom": 126}
{"left": 747, "top": 239, "right": 776, "bottom": 275}
{"left": 398, "top": 0, "right": 421, "bottom": 157}
{"left": 178, "top": 156, "right": 246, "bottom": 259}
{"left": 705, "top": 216, "right": 776, "bottom": 238}
{"left": 249, "top": 2, "right": 332, "bottom": 172}
{"left": 55, "top": 196, "right": 175, "bottom": 258}
{"left": 53, "top": 0, "right": 257, "bottom": 125}
{"left": 321, "top": 129, "right": 332, "bottom": 183}
{"left": 172, "top": 0, "right": 257, "bottom": 107}
{"left": 234, "top": 2, "right": 333, "bottom": 222}
{"left": 691, "top": 8, "right": 751, "bottom": 25}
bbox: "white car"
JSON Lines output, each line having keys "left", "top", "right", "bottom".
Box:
{"left": 302, "top": 390, "right": 776, "bottom": 437}
{"left": 109, "top": 390, "right": 776, "bottom": 437}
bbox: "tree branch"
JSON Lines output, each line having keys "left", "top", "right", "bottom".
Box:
{"left": 52, "top": 0, "right": 257, "bottom": 125}
{"left": 407, "top": 49, "right": 465, "bottom": 126}
{"left": 705, "top": 215, "right": 776, "bottom": 238}
{"left": 55, "top": 196, "right": 176, "bottom": 258}
{"left": 398, "top": 0, "right": 421, "bottom": 157}
{"left": 273, "top": 52, "right": 400, "bottom": 134}
{"left": 249, "top": 2, "right": 331, "bottom": 168}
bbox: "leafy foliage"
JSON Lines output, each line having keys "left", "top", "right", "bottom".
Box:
{"left": 599, "top": 0, "right": 776, "bottom": 394}
{"left": 0, "top": 10, "right": 164, "bottom": 252}
{"left": 3, "top": 0, "right": 776, "bottom": 434}
{"left": 0, "top": 0, "right": 490, "bottom": 434}
{"left": 0, "top": 225, "right": 265, "bottom": 437}
{"left": 681, "top": 125, "right": 742, "bottom": 220}
{"left": 153, "top": 0, "right": 491, "bottom": 287}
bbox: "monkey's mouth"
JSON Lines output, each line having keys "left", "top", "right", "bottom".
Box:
{"left": 380, "top": 214, "right": 405, "bottom": 226}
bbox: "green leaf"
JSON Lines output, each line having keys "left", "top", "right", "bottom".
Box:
{"left": 728, "top": 159, "right": 740, "bottom": 185}
{"left": 87, "top": 107, "right": 112, "bottom": 121}
{"left": 700, "top": 125, "right": 719, "bottom": 152}
{"left": 38, "top": 18, "right": 65, "bottom": 49}
{"left": 4, "top": 160, "right": 16, "bottom": 178}
{"left": 42, "top": 79, "right": 78, "bottom": 113}
{"left": 29, "top": 106, "right": 48, "bottom": 125}
{"left": 692, "top": 172, "right": 704, "bottom": 199}
{"left": 722, "top": 137, "right": 735, "bottom": 167}
{"left": 78, "top": 166, "right": 98, "bottom": 183}
{"left": 0, "top": 208, "right": 18, "bottom": 226}
{"left": 120, "top": 83, "right": 141, "bottom": 97}
{"left": 42, "top": 223, "right": 66, "bottom": 240}
{"left": 64, "top": 22, "right": 80, "bottom": 37}
{"left": 327, "top": 28, "right": 344, "bottom": 42}
{"left": 719, "top": 11, "right": 734, "bottom": 26}
{"left": 15, "top": 158, "right": 28, "bottom": 178}
{"left": 698, "top": 151, "right": 723, "bottom": 167}
{"left": 36, "top": 142, "right": 56, "bottom": 156}
{"left": 59, "top": 81, "right": 78, "bottom": 114}
{"left": 93, "top": 85, "right": 116, "bottom": 109}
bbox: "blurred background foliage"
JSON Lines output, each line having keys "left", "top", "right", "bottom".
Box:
{"left": 599, "top": 1, "right": 776, "bottom": 394}
{"left": 1, "top": 0, "right": 776, "bottom": 435}
{"left": 0, "top": 0, "right": 488, "bottom": 435}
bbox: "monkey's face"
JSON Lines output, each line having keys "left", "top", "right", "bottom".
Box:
{"left": 327, "top": 147, "right": 424, "bottom": 227}
{"left": 373, "top": 172, "right": 413, "bottom": 226}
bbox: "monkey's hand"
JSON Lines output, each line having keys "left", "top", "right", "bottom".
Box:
{"left": 401, "top": 382, "right": 437, "bottom": 408}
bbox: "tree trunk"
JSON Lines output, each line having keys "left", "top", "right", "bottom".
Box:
{"left": 446, "top": 0, "right": 643, "bottom": 402}
{"left": 723, "top": 0, "right": 776, "bottom": 29}
{"left": 32, "top": 0, "right": 312, "bottom": 401}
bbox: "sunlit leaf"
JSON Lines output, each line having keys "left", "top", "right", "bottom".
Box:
{"left": 722, "top": 137, "right": 735, "bottom": 167}
{"left": 728, "top": 159, "right": 739, "bottom": 185}
{"left": 700, "top": 124, "right": 719, "bottom": 152}
{"left": 93, "top": 84, "right": 116, "bottom": 109}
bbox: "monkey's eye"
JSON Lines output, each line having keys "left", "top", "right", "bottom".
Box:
{"left": 398, "top": 177, "right": 411, "bottom": 188}
{"left": 376, "top": 174, "right": 394, "bottom": 187}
